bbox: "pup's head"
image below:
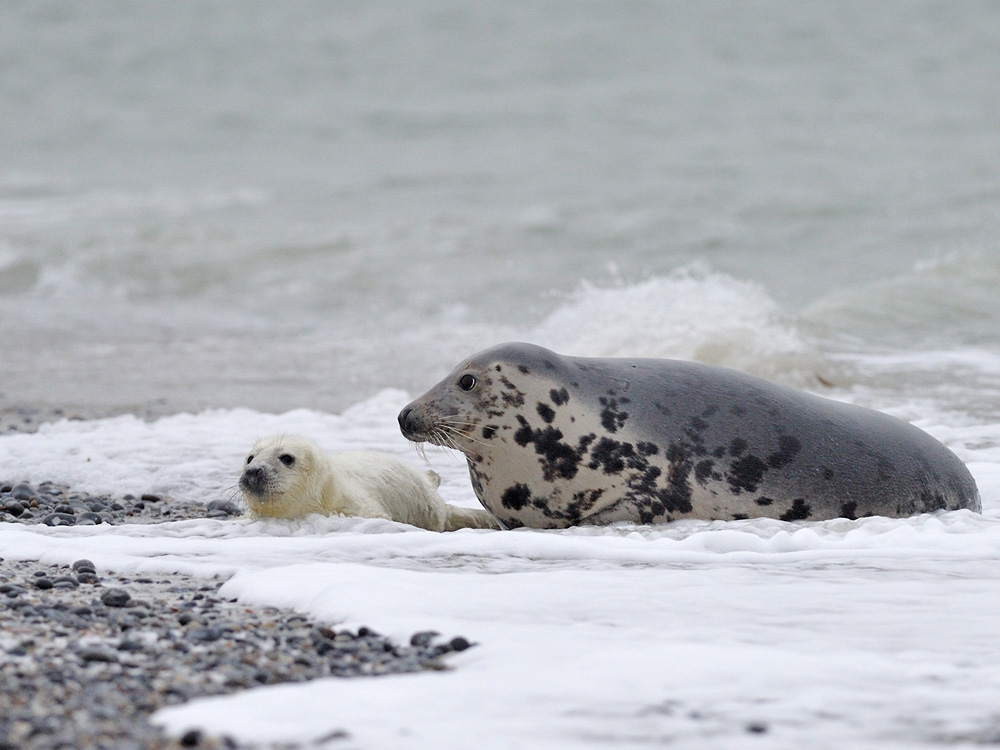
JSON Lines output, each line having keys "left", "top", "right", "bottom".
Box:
{"left": 239, "top": 435, "right": 327, "bottom": 518}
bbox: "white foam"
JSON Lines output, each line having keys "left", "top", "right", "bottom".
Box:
{"left": 532, "top": 264, "right": 827, "bottom": 384}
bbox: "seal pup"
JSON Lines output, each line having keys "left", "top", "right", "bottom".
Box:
{"left": 239, "top": 435, "right": 497, "bottom": 531}
{"left": 398, "top": 342, "right": 980, "bottom": 529}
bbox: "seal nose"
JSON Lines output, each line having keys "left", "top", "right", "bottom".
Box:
{"left": 398, "top": 407, "right": 415, "bottom": 436}
{"left": 240, "top": 466, "right": 266, "bottom": 494}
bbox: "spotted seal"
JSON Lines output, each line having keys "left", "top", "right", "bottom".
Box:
{"left": 239, "top": 434, "right": 497, "bottom": 531}
{"left": 397, "top": 342, "right": 981, "bottom": 528}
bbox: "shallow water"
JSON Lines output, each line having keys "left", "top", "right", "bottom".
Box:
{"left": 1, "top": 0, "right": 998, "bottom": 420}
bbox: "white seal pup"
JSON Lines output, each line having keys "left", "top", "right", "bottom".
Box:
{"left": 239, "top": 435, "right": 497, "bottom": 531}
{"left": 398, "top": 342, "right": 981, "bottom": 529}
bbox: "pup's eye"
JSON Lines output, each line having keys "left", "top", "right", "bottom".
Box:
{"left": 246, "top": 455, "right": 254, "bottom": 465}
{"left": 279, "top": 454, "right": 295, "bottom": 467}
{"left": 459, "top": 373, "right": 477, "bottom": 391}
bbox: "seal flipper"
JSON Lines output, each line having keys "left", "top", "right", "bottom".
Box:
{"left": 442, "top": 504, "right": 499, "bottom": 531}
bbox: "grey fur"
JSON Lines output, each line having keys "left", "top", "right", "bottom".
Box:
{"left": 399, "top": 342, "right": 981, "bottom": 529}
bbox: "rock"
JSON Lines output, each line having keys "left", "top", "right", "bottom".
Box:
{"left": 101, "top": 589, "right": 132, "bottom": 608}
{"left": 410, "top": 630, "right": 439, "bottom": 648}
{"left": 10, "top": 483, "right": 34, "bottom": 500}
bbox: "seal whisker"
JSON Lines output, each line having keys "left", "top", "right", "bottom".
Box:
{"left": 435, "top": 423, "right": 490, "bottom": 449}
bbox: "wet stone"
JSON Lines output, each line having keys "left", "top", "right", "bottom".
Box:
{"left": 410, "top": 630, "right": 440, "bottom": 648}
{"left": 79, "top": 647, "right": 119, "bottom": 664}
{"left": 100, "top": 588, "right": 132, "bottom": 608}
{"left": 42, "top": 512, "right": 77, "bottom": 527}
{"left": 10, "top": 483, "right": 34, "bottom": 500}
{"left": 2, "top": 500, "right": 25, "bottom": 516}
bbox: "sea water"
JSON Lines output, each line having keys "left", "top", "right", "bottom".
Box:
{"left": 2, "top": 2, "right": 1000, "bottom": 748}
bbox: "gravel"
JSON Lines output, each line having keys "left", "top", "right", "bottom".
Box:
{"left": 1, "top": 556, "right": 475, "bottom": 749}
{"left": 0, "top": 480, "right": 243, "bottom": 526}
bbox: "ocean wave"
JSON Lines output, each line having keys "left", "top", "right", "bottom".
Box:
{"left": 531, "top": 263, "right": 834, "bottom": 386}
{"left": 802, "top": 250, "right": 1000, "bottom": 347}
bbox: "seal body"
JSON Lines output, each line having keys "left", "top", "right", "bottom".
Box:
{"left": 398, "top": 342, "right": 980, "bottom": 529}
{"left": 239, "top": 435, "right": 497, "bottom": 531}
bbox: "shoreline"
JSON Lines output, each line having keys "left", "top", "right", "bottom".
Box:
{"left": 1, "top": 552, "right": 474, "bottom": 750}
{"left": 1, "top": 409, "right": 476, "bottom": 750}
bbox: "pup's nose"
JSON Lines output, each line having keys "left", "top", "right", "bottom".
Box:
{"left": 239, "top": 466, "right": 267, "bottom": 493}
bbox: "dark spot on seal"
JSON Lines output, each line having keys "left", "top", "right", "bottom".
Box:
{"left": 727, "top": 455, "right": 767, "bottom": 494}
{"left": 482, "top": 425, "right": 498, "bottom": 440}
{"left": 537, "top": 429, "right": 584, "bottom": 480}
{"left": 536, "top": 402, "right": 556, "bottom": 424}
{"left": 637, "top": 442, "right": 658, "bottom": 457}
{"left": 822, "top": 466, "right": 835, "bottom": 481}
{"left": 513, "top": 417, "right": 584, "bottom": 480}
{"left": 767, "top": 435, "right": 801, "bottom": 469}
{"left": 780, "top": 499, "right": 812, "bottom": 522}
{"left": 694, "top": 460, "right": 715, "bottom": 485}
{"left": 501, "top": 387, "right": 525, "bottom": 408}
{"left": 654, "top": 402, "right": 673, "bottom": 417}
{"left": 732, "top": 514, "right": 748, "bottom": 521}
{"left": 566, "top": 488, "right": 606, "bottom": 521}
{"left": 840, "top": 501, "right": 858, "bottom": 520}
{"left": 755, "top": 496, "right": 774, "bottom": 506}
{"left": 687, "top": 416, "right": 710, "bottom": 437}
{"left": 919, "top": 490, "right": 947, "bottom": 512}
{"left": 588, "top": 437, "right": 635, "bottom": 475}
{"left": 729, "top": 438, "right": 748, "bottom": 457}
{"left": 501, "top": 484, "right": 532, "bottom": 510}
{"left": 494, "top": 365, "right": 502, "bottom": 372}
{"left": 550, "top": 387, "right": 570, "bottom": 406}
{"left": 599, "top": 397, "right": 628, "bottom": 434}
{"left": 702, "top": 405, "right": 719, "bottom": 418}
{"left": 514, "top": 417, "right": 534, "bottom": 446}
{"left": 518, "top": 365, "right": 530, "bottom": 374}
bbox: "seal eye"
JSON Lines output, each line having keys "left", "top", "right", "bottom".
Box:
{"left": 459, "top": 373, "right": 477, "bottom": 392}
{"left": 278, "top": 453, "right": 295, "bottom": 467}
{"left": 246, "top": 455, "right": 254, "bottom": 465}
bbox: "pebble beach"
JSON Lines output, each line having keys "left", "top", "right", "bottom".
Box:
{"left": 0, "top": 410, "right": 475, "bottom": 750}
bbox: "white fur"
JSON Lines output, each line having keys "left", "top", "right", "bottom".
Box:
{"left": 239, "top": 435, "right": 497, "bottom": 531}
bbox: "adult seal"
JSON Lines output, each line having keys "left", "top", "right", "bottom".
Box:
{"left": 398, "top": 342, "right": 980, "bottom": 529}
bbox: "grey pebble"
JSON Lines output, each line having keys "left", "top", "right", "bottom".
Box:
{"left": 79, "top": 647, "right": 119, "bottom": 664}
{"left": 410, "top": 630, "right": 440, "bottom": 648}
{"left": 100, "top": 588, "right": 132, "bottom": 608}
{"left": 10, "top": 483, "right": 34, "bottom": 500}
